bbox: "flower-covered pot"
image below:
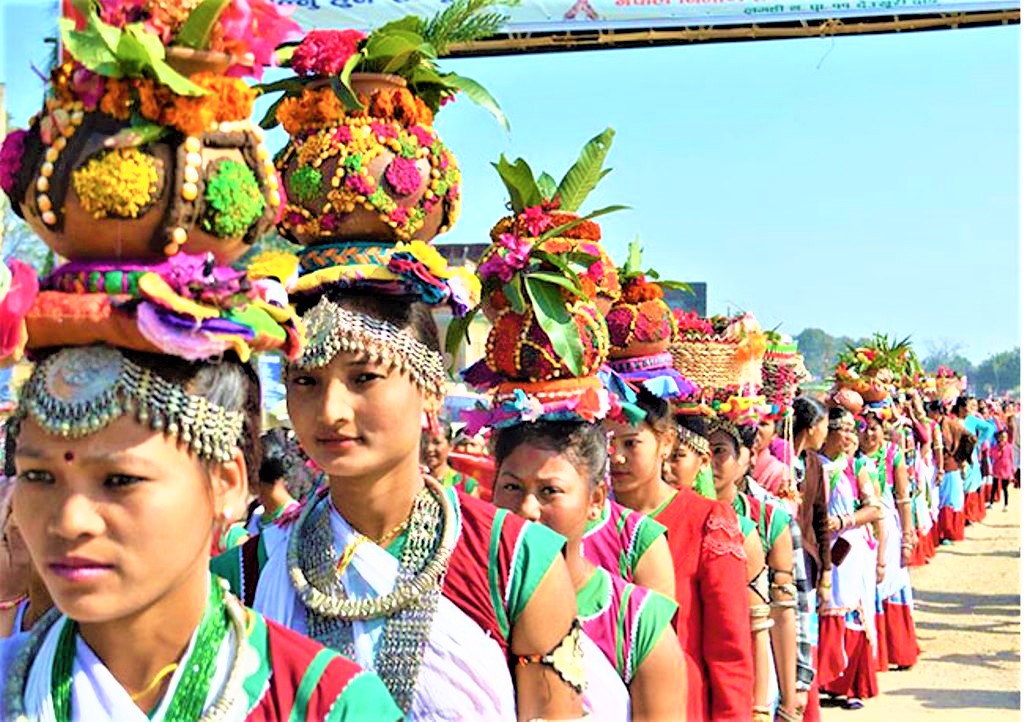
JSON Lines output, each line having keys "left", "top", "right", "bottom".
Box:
{"left": 12, "top": 112, "right": 279, "bottom": 264}
{"left": 605, "top": 279, "right": 675, "bottom": 360}
{"left": 485, "top": 302, "right": 609, "bottom": 383}
{"left": 275, "top": 73, "right": 459, "bottom": 246}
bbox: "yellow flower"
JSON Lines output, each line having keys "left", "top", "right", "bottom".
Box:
{"left": 247, "top": 250, "right": 300, "bottom": 284}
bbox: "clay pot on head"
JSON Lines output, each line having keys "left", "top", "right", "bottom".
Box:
{"left": 485, "top": 302, "right": 609, "bottom": 383}
{"left": 275, "top": 73, "right": 459, "bottom": 246}
{"left": 15, "top": 113, "right": 278, "bottom": 264}
{"left": 606, "top": 297, "right": 675, "bottom": 360}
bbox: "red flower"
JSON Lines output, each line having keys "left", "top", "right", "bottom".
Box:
{"left": 0, "top": 260, "right": 38, "bottom": 360}
{"left": 520, "top": 205, "right": 553, "bottom": 237}
{"left": 291, "top": 29, "right": 366, "bottom": 77}
{"left": 384, "top": 157, "right": 422, "bottom": 197}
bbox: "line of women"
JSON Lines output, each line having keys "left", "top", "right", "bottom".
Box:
{"left": 0, "top": 3, "right": 1018, "bottom": 720}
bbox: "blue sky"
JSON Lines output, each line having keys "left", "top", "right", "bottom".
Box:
{"left": 1, "top": 2, "right": 1018, "bottom": 363}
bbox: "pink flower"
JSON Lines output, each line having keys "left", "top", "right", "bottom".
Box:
{"left": 320, "top": 213, "right": 340, "bottom": 232}
{"left": 408, "top": 125, "right": 435, "bottom": 148}
{"left": 285, "top": 211, "right": 305, "bottom": 227}
{"left": 345, "top": 174, "right": 373, "bottom": 196}
{"left": 0, "top": 260, "right": 38, "bottom": 360}
{"left": 220, "top": 0, "right": 303, "bottom": 79}
{"left": 72, "top": 67, "right": 105, "bottom": 111}
{"left": 370, "top": 121, "right": 398, "bottom": 140}
{"left": 0, "top": 129, "right": 27, "bottom": 197}
{"left": 480, "top": 233, "right": 532, "bottom": 283}
{"left": 333, "top": 126, "right": 353, "bottom": 144}
{"left": 384, "top": 157, "right": 421, "bottom": 197}
{"left": 290, "top": 29, "right": 366, "bottom": 77}
{"left": 390, "top": 207, "right": 410, "bottom": 224}
{"left": 520, "top": 205, "right": 553, "bottom": 237}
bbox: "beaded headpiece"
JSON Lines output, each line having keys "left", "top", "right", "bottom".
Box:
{"left": 677, "top": 424, "right": 711, "bottom": 456}
{"left": 706, "top": 415, "right": 746, "bottom": 449}
{"left": 828, "top": 409, "right": 856, "bottom": 431}
{"left": 296, "top": 296, "right": 446, "bottom": 398}
{"left": 11, "top": 346, "right": 244, "bottom": 463}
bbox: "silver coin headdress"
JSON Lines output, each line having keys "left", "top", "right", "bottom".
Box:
{"left": 295, "top": 296, "right": 447, "bottom": 398}
{"left": 11, "top": 346, "right": 245, "bottom": 463}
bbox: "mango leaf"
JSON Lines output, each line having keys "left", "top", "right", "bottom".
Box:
{"left": 364, "top": 31, "right": 431, "bottom": 64}
{"left": 410, "top": 65, "right": 447, "bottom": 86}
{"left": 565, "top": 250, "right": 601, "bottom": 267}
{"left": 503, "top": 277, "right": 526, "bottom": 313}
{"left": 376, "top": 15, "right": 428, "bottom": 38}
{"left": 537, "top": 172, "right": 557, "bottom": 201}
{"left": 82, "top": 1, "right": 123, "bottom": 54}
{"left": 274, "top": 44, "right": 297, "bottom": 66}
{"left": 252, "top": 77, "right": 308, "bottom": 96}
{"left": 59, "top": 19, "right": 118, "bottom": 73}
{"left": 150, "top": 57, "right": 209, "bottom": 96}
{"left": 525, "top": 277, "right": 584, "bottom": 376}
{"left": 336, "top": 51, "right": 366, "bottom": 111}
{"left": 532, "top": 251, "right": 587, "bottom": 289}
{"left": 657, "top": 280, "right": 693, "bottom": 294}
{"left": 536, "top": 204, "right": 629, "bottom": 244}
{"left": 444, "top": 306, "right": 479, "bottom": 369}
{"left": 174, "top": 0, "right": 231, "bottom": 50}
{"left": 622, "top": 236, "right": 643, "bottom": 277}
{"left": 555, "top": 127, "right": 615, "bottom": 213}
{"left": 492, "top": 155, "right": 542, "bottom": 214}
{"left": 116, "top": 26, "right": 159, "bottom": 76}
{"left": 527, "top": 270, "right": 584, "bottom": 298}
{"left": 444, "top": 73, "right": 509, "bottom": 131}
{"left": 258, "top": 95, "right": 286, "bottom": 129}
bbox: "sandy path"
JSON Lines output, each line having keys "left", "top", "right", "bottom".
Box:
{"left": 821, "top": 493, "right": 1021, "bottom": 721}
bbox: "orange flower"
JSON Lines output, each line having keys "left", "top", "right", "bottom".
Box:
{"left": 99, "top": 78, "right": 132, "bottom": 120}
{"left": 392, "top": 89, "right": 420, "bottom": 124}
{"left": 190, "top": 73, "right": 256, "bottom": 121}
{"left": 413, "top": 96, "right": 434, "bottom": 126}
{"left": 277, "top": 86, "right": 346, "bottom": 136}
{"left": 135, "top": 79, "right": 174, "bottom": 123}
{"left": 367, "top": 90, "right": 394, "bottom": 120}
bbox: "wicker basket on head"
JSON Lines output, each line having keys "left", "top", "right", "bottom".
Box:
{"left": 671, "top": 336, "right": 763, "bottom": 390}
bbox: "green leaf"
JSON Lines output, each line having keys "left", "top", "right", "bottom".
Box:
{"left": 536, "top": 204, "right": 629, "bottom": 244}
{"left": 623, "top": 236, "right": 643, "bottom": 276}
{"left": 331, "top": 74, "right": 364, "bottom": 113}
{"left": 503, "top": 277, "right": 526, "bottom": 313}
{"left": 252, "top": 77, "right": 308, "bottom": 97}
{"left": 258, "top": 95, "right": 286, "bottom": 129}
{"left": 82, "top": 2, "right": 124, "bottom": 55}
{"left": 174, "top": 0, "right": 230, "bottom": 49}
{"left": 555, "top": 127, "right": 615, "bottom": 213}
{"left": 657, "top": 280, "right": 693, "bottom": 294}
{"left": 59, "top": 19, "right": 118, "bottom": 73}
{"left": 364, "top": 31, "right": 431, "bottom": 64}
{"left": 525, "top": 277, "right": 584, "bottom": 376}
{"left": 274, "top": 44, "right": 297, "bottom": 67}
{"left": 445, "top": 73, "right": 509, "bottom": 131}
{"left": 527, "top": 270, "right": 584, "bottom": 297}
{"left": 116, "top": 26, "right": 160, "bottom": 75}
{"left": 532, "top": 250, "right": 587, "bottom": 289}
{"left": 150, "top": 57, "right": 209, "bottom": 96}
{"left": 537, "top": 172, "right": 557, "bottom": 201}
{"left": 492, "top": 155, "right": 542, "bottom": 214}
{"left": 444, "top": 306, "right": 479, "bottom": 369}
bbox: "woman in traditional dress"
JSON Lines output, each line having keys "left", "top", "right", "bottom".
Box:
{"left": 817, "top": 407, "right": 884, "bottom": 709}
{"left": 607, "top": 391, "right": 753, "bottom": 721}
{"left": 492, "top": 419, "right": 686, "bottom": 720}
{"left": 215, "top": 289, "right": 586, "bottom": 721}
{"left": 421, "top": 417, "right": 481, "bottom": 498}
{"left": 667, "top": 414, "right": 716, "bottom": 500}
{"left": 0, "top": 344, "right": 401, "bottom": 721}
{"left": 857, "top": 408, "right": 920, "bottom": 671}
{"left": 707, "top": 414, "right": 801, "bottom": 721}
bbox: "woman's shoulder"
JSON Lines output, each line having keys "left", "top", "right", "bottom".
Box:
{"left": 248, "top": 614, "right": 401, "bottom": 720}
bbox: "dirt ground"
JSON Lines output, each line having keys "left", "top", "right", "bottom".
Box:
{"left": 821, "top": 492, "right": 1021, "bottom": 721}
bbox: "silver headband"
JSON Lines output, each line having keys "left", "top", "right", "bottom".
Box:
{"left": 12, "top": 346, "right": 244, "bottom": 463}
{"left": 295, "top": 296, "right": 446, "bottom": 398}
{"left": 677, "top": 425, "right": 711, "bottom": 456}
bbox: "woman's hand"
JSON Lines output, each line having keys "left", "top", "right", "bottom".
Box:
{"left": 826, "top": 515, "right": 841, "bottom": 533}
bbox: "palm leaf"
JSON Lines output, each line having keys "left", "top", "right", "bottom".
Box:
{"left": 554, "top": 127, "right": 615, "bottom": 213}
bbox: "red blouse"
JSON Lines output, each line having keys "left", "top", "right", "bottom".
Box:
{"left": 655, "top": 487, "right": 753, "bottom": 721}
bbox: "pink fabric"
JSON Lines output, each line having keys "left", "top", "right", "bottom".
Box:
{"left": 769, "top": 437, "right": 794, "bottom": 465}
{"left": 752, "top": 447, "right": 791, "bottom": 496}
{"left": 992, "top": 442, "right": 1016, "bottom": 479}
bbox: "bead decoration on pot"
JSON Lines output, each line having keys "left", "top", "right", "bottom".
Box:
{"left": 0, "top": 2, "right": 300, "bottom": 264}
{"left": 0, "top": 1, "right": 304, "bottom": 365}
{"left": 762, "top": 332, "right": 809, "bottom": 416}
{"left": 257, "top": 7, "right": 511, "bottom": 250}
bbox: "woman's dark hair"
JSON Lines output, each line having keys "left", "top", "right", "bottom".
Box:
{"left": 953, "top": 396, "right": 970, "bottom": 414}
{"left": 493, "top": 420, "right": 608, "bottom": 490}
{"left": 259, "top": 456, "right": 287, "bottom": 485}
{"left": 736, "top": 423, "right": 758, "bottom": 450}
{"left": 925, "top": 400, "right": 944, "bottom": 415}
{"left": 675, "top": 413, "right": 707, "bottom": 439}
{"left": 635, "top": 388, "right": 675, "bottom": 441}
{"left": 793, "top": 396, "right": 827, "bottom": 438}
{"left": 294, "top": 287, "right": 441, "bottom": 354}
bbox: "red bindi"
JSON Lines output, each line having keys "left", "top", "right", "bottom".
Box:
{"left": 63, "top": 451, "right": 74, "bottom": 463}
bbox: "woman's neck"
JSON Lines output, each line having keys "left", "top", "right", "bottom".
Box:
{"left": 821, "top": 440, "right": 844, "bottom": 460}
{"left": 615, "top": 478, "right": 675, "bottom": 516}
{"left": 793, "top": 432, "right": 809, "bottom": 457}
{"left": 329, "top": 452, "right": 425, "bottom": 541}
{"left": 77, "top": 562, "right": 210, "bottom": 713}
{"left": 563, "top": 537, "right": 596, "bottom": 592}
{"left": 260, "top": 484, "right": 295, "bottom": 516}
{"left": 716, "top": 481, "right": 739, "bottom": 506}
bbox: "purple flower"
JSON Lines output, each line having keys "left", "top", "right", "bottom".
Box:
{"left": 320, "top": 213, "right": 340, "bottom": 232}
{"left": 0, "top": 129, "right": 28, "bottom": 197}
{"left": 345, "top": 174, "right": 373, "bottom": 196}
{"left": 72, "top": 67, "right": 104, "bottom": 110}
{"left": 384, "top": 157, "right": 421, "bottom": 197}
{"left": 480, "top": 233, "right": 531, "bottom": 283}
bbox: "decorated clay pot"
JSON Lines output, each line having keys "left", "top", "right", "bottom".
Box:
{"left": 832, "top": 387, "right": 865, "bottom": 415}
{"left": 606, "top": 279, "right": 675, "bottom": 360}
{"left": 14, "top": 114, "right": 278, "bottom": 264}
{"left": 275, "top": 73, "right": 459, "bottom": 246}
{"left": 166, "top": 47, "right": 235, "bottom": 77}
{"left": 485, "top": 302, "right": 609, "bottom": 383}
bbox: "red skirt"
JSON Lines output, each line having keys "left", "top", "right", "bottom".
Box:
{"left": 937, "top": 506, "right": 965, "bottom": 542}
{"left": 907, "top": 530, "right": 930, "bottom": 567}
{"left": 965, "top": 489, "right": 986, "bottom": 523}
{"left": 881, "top": 599, "right": 920, "bottom": 668}
{"left": 821, "top": 624, "right": 880, "bottom": 699}
{"left": 930, "top": 523, "right": 941, "bottom": 546}
{"left": 818, "top": 615, "right": 849, "bottom": 684}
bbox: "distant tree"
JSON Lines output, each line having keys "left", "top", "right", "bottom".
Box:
{"left": 972, "top": 348, "right": 1020, "bottom": 396}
